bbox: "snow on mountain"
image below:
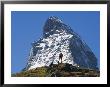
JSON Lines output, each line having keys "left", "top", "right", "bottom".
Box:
{"left": 25, "top": 16, "right": 97, "bottom": 70}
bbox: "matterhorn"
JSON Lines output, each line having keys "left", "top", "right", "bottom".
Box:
{"left": 25, "top": 16, "right": 97, "bottom": 70}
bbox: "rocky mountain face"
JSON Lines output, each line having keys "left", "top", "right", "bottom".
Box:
{"left": 25, "top": 16, "right": 97, "bottom": 70}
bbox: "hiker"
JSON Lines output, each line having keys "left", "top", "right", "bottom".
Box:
{"left": 59, "top": 53, "right": 63, "bottom": 63}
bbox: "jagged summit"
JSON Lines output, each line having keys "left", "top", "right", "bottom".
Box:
{"left": 43, "top": 16, "right": 73, "bottom": 38}
{"left": 25, "top": 16, "right": 98, "bottom": 70}
{"left": 48, "top": 16, "right": 63, "bottom": 23}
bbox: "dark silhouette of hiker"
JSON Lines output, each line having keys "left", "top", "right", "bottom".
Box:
{"left": 59, "top": 53, "right": 63, "bottom": 63}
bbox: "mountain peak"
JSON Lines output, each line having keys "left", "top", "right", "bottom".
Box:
{"left": 25, "top": 17, "right": 98, "bottom": 71}
{"left": 43, "top": 16, "right": 73, "bottom": 38}
{"left": 48, "top": 16, "right": 63, "bottom": 23}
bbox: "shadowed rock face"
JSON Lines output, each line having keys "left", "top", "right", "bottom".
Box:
{"left": 25, "top": 16, "right": 98, "bottom": 70}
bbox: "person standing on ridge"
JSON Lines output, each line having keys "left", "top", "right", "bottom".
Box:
{"left": 59, "top": 53, "right": 63, "bottom": 63}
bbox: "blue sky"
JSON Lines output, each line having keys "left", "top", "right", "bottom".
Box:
{"left": 11, "top": 11, "right": 100, "bottom": 73}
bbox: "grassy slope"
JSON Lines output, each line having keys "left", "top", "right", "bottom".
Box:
{"left": 12, "top": 63, "right": 100, "bottom": 77}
